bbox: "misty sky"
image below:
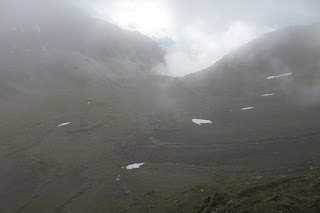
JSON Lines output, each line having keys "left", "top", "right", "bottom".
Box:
{"left": 4, "top": 0, "right": 319, "bottom": 76}
{"left": 77, "top": 0, "right": 320, "bottom": 76}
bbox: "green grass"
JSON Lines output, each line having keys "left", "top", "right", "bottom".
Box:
{"left": 106, "top": 173, "right": 320, "bottom": 213}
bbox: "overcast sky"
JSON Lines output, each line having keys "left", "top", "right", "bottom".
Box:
{"left": 74, "top": 1, "right": 320, "bottom": 75}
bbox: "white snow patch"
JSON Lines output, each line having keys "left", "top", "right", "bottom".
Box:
{"left": 126, "top": 163, "right": 145, "bottom": 170}
{"left": 192, "top": 119, "right": 212, "bottom": 125}
{"left": 266, "top": 72, "right": 292, "bottom": 80}
{"left": 116, "top": 178, "right": 120, "bottom": 181}
{"left": 241, "top": 107, "right": 254, "bottom": 111}
{"left": 261, "top": 93, "right": 274, "bottom": 97}
{"left": 58, "top": 122, "right": 71, "bottom": 127}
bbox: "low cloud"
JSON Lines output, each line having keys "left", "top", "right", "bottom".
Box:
{"left": 86, "top": 0, "right": 320, "bottom": 76}
{"left": 157, "top": 21, "right": 274, "bottom": 76}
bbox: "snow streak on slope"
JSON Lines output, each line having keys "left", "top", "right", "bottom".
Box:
{"left": 58, "top": 122, "right": 71, "bottom": 127}
{"left": 126, "top": 163, "right": 145, "bottom": 170}
{"left": 266, "top": 72, "right": 292, "bottom": 80}
{"left": 192, "top": 119, "right": 212, "bottom": 125}
{"left": 241, "top": 107, "right": 254, "bottom": 111}
{"left": 261, "top": 93, "right": 274, "bottom": 97}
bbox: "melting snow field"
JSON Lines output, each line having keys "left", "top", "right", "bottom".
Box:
{"left": 126, "top": 163, "right": 145, "bottom": 170}
{"left": 192, "top": 119, "right": 212, "bottom": 125}
{"left": 266, "top": 72, "right": 292, "bottom": 80}
{"left": 241, "top": 107, "right": 254, "bottom": 111}
{"left": 58, "top": 122, "right": 71, "bottom": 127}
{"left": 261, "top": 93, "right": 274, "bottom": 97}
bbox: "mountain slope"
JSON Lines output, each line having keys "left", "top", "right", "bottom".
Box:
{"left": 1, "top": 23, "right": 320, "bottom": 213}
{"left": 105, "top": 24, "right": 320, "bottom": 211}
{"left": 182, "top": 24, "right": 320, "bottom": 102}
{"left": 0, "top": 0, "right": 166, "bottom": 140}
{"left": 0, "top": 0, "right": 166, "bottom": 95}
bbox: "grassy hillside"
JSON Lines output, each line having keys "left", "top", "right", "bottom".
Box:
{"left": 108, "top": 172, "right": 320, "bottom": 213}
